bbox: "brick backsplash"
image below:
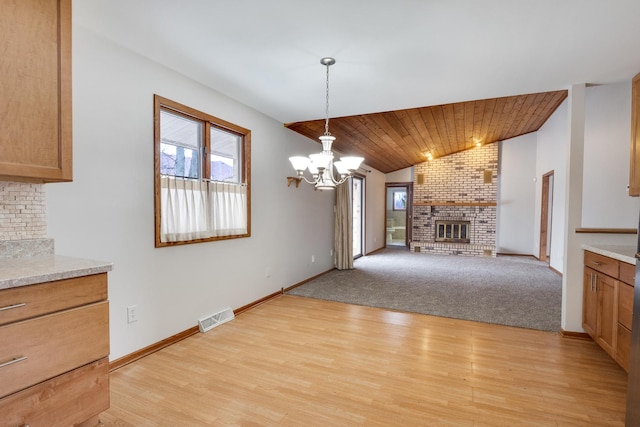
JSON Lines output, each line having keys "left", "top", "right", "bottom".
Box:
{"left": 412, "top": 144, "right": 498, "bottom": 256}
{"left": 0, "top": 182, "right": 47, "bottom": 240}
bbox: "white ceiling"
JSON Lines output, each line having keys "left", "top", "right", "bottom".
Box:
{"left": 75, "top": 0, "right": 640, "bottom": 123}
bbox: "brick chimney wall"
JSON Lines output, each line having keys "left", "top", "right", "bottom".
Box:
{"left": 412, "top": 143, "right": 498, "bottom": 256}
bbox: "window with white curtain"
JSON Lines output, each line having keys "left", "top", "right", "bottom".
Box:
{"left": 154, "top": 95, "right": 251, "bottom": 247}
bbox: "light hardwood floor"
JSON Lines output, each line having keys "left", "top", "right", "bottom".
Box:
{"left": 101, "top": 295, "right": 628, "bottom": 426}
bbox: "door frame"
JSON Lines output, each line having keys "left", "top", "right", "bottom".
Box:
{"left": 539, "top": 171, "right": 554, "bottom": 262}
{"left": 352, "top": 174, "right": 365, "bottom": 259}
{"left": 385, "top": 182, "right": 413, "bottom": 247}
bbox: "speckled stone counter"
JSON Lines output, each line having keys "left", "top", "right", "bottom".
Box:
{"left": 582, "top": 244, "right": 637, "bottom": 265}
{"left": 0, "top": 255, "right": 113, "bottom": 290}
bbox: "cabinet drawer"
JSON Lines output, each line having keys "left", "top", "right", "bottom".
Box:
{"left": 620, "top": 261, "right": 635, "bottom": 286}
{"left": 584, "top": 251, "right": 619, "bottom": 278}
{"left": 616, "top": 324, "right": 632, "bottom": 372}
{"left": 0, "top": 301, "right": 109, "bottom": 398}
{"left": 0, "top": 357, "right": 109, "bottom": 427}
{"left": 619, "top": 281, "right": 634, "bottom": 330}
{"left": 0, "top": 273, "right": 107, "bottom": 326}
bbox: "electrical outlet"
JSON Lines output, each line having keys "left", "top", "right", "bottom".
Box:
{"left": 127, "top": 305, "right": 138, "bottom": 323}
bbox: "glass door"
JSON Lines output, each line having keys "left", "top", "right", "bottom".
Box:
{"left": 352, "top": 176, "right": 364, "bottom": 259}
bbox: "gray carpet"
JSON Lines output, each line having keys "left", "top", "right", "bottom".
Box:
{"left": 287, "top": 248, "right": 562, "bottom": 331}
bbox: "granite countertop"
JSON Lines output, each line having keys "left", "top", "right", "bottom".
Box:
{"left": 582, "top": 244, "right": 637, "bottom": 265}
{"left": 0, "top": 255, "right": 113, "bottom": 290}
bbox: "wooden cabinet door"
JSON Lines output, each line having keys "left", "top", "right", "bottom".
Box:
{"left": 0, "top": 0, "right": 72, "bottom": 182}
{"left": 583, "top": 268, "right": 598, "bottom": 337}
{"left": 596, "top": 274, "right": 617, "bottom": 356}
{"left": 630, "top": 71, "right": 640, "bottom": 196}
{"left": 616, "top": 325, "right": 631, "bottom": 372}
{"left": 618, "top": 281, "right": 634, "bottom": 330}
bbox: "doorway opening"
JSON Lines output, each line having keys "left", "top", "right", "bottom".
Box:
{"left": 539, "top": 171, "right": 554, "bottom": 263}
{"left": 352, "top": 176, "right": 364, "bottom": 259}
{"left": 385, "top": 183, "right": 412, "bottom": 247}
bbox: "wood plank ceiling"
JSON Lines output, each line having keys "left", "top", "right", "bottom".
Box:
{"left": 285, "top": 90, "right": 568, "bottom": 174}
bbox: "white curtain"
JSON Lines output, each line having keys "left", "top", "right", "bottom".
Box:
{"left": 160, "top": 176, "right": 247, "bottom": 243}
{"left": 209, "top": 181, "right": 248, "bottom": 237}
{"left": 334, "top": 180, "right": 353, "bottom": 270}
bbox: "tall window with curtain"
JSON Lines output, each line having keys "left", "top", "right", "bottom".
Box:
{"left": 154, "top": 95, "right": 251, "bottom": 247}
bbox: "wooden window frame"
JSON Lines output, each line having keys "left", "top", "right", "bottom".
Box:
{"left": 153, "top": 95, "right": 251, "bottom": 247}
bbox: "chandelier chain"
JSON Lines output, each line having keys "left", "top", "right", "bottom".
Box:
{"left": 324, "top": 62, "right": 331, "bottom": 136}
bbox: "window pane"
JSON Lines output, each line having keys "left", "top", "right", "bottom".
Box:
{"left": 155, "top": 95, "right": 251, "bottom": 247}
{"left": 210, "top": 126, "right": 241, "bottom": 182}
{"left": 160, "top": 110, "right": 202, "bottom": 178}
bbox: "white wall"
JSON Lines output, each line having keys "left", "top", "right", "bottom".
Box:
{"left": 385, "top": 167, "right": 413, "bottom": 183}
{"left": 364, "top": 167, "right": 386, "bottom": 254}
{"left": 46, "top": 26, "right": 337, "bottom": 360}
{"left": 583, "top": 82, "right": 640, "bottom": 226}
{"left": 532, "top": 83, "right": 638, "bottom": 332}
{"left": 561, "top": 83, "right": 639, "bottom": 332}
{"left": 534, "top": 99, "right": 569, "bottom": 273}
{"left": 497, "top": 134, "right": 537, "bottom": 254}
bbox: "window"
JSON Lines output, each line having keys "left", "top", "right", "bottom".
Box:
{"left": 154, "top": 95, "right": 251, "bottom": 247}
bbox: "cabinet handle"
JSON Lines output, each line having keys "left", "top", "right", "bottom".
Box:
{"left": 0, "top": 302, "right": 26, "bottom": 312}
{"left": 0, "top": 355, "right": 27, "bottom": 369}
{"left": 591, "top": 260, "right": 602, "bottom": 266}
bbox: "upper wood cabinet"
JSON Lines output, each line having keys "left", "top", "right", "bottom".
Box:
{"left": 629, "top": 72, "right": 640, "bottom": 196}
{"left": 0, "top": 0, "right": 72, "bottom": 183}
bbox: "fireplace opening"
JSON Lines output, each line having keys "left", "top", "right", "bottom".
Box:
{"left": 435, "top": 220, "right": 470, "bottom": 243}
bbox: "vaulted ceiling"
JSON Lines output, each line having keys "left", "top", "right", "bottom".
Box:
{"left": 285, "top": 90, "right": 567, "bottom": 173}
{"left": 75, "top": 1, "right": 640, "bottom": 173}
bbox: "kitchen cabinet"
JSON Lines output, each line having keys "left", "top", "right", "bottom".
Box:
{"left": 616, "top": 262, "right": 635, "bottom": 369}
{"left": 630, "top": 71, "right": 640, "bottom": 196}
{"left": 583, "top": 250, "right": 634, "bottom": 371}
{"left": 583, "top": 266, "right": 616, "bottom": 355}
{"left": 0, "top": 0, "right": 72, "bottom": 183}
{"left": 0, "top": 273, "right": 109, "bottom": 426}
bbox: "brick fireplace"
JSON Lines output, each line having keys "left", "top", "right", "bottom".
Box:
{"left": 411, "top": 144, "right": 497, "bottom": 257}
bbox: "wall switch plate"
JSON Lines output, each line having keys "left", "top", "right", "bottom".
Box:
{"left": 127, "top": 305, "right": 138, "bottom": 323}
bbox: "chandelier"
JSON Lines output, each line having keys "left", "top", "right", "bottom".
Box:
{"left": 289, "top": 57, "right": 364, "bottom": 190}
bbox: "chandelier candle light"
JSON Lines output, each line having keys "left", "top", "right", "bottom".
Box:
{"left": 289, "top": 57, "right": 364, "bottom": 190}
